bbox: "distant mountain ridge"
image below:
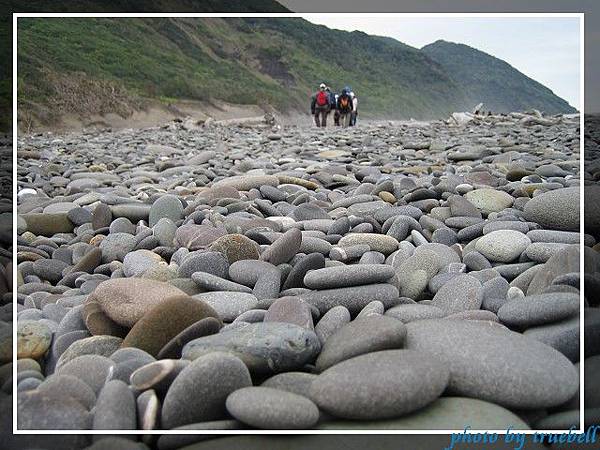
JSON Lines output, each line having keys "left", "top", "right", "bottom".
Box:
{"left": 422, "top": 39, "right": 576, "bottom": 114}
{"left": 15, "top": 7, "right": 577, "bottom": 129}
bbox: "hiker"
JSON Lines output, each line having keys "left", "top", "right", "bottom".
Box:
{"left": 337, "top": 87, "right": 353, "bottom": 128}
{"left": 349, "top": 91, "right": 358, "bottom": 126}
{"left": 311, "top": 83, "right": 330, "bottom": 127}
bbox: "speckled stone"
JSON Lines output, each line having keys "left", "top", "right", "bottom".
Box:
{"left": 161, "top": 352, "right": 252, "bottom": 429}
{"left": 405, "top": 319, "right": 579, "bottom": 409}
{"left": 182, "top": 322, "right": 320, "bottom": 374}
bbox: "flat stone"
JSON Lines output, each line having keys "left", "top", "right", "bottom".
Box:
{"left": 282, "top": 253, "right": 325, "bottom": 290}
{"left": 316, "top": 315, "right": 406, "bottom": 371}
{"left": 264, "top": 296, "right": 314, "bottom": 330}
{"left": 260, "top": 228, "right": 302, "bottom": 265}
{"left": 337, "top": 233, "right": 399, "bottom": 255}
{"left": 191, "top": 272, "right": 252, "bottom": 293}
{"left": 179, "top": 251, "right": 229, "bottom": 279}
{"left": 523, "top": 315, "right": 579, "bottom": 362}
{"left": 475, "top": 230, "right": 531, "bottom": 263}
{"left": 56, "top": 354, "right": 115, "bottom": 394}
{"left": 304, "top": 264, "right": 395, "bottom": 290}
{"left": 17, "top": 389, "right": 92, "bottom": 430}
{"left": 226, "top": 387, "right": 319, "bottom": 429}
{"left": 161, "top": 352, "right": 252, "bottom": 429}
{"left": 301, "top": 283, "right": 399, "bottom": 315}
{"left": 182, "top": 322, "right": 320, "bottom": 374}
{"left": 209, "top": 234, "right": 260, "bottom": 263}
{"left": 93, "top": 379, "right": 136, "bottom": 429}
{"left": 130, "top": 359, "right": 189, "bottom": 395}
{"left": 192, "top": 292, "right": 258, "bottom": 322}
{"left": 464, "top": 189, "right": 514, "bottom": 215}
{"left": 149, "top": 194, "right": 183, "bottom": 227}
{"left": 71, "top": 248, "right": 102, "bottom": 274}
{"left": 314, "top": 305, "right": 351, "bottom": 345}
{"left": 88, "top": 278, "right": 187, "bottom": 327}
{"left": 99, "top": 232, "right": 137, "bottom": 262}
{"left": 153, "top": 217, "right": 177, "bottom": 247}
{"left": 431, "top": 274, "right": 482, "bottom": 314}
{"left": 261, "top": 372, "right": 318, "bottom": 398}
{"left": 33, "top": 258, "right": 69, "bottom": 284}
{"left": 405, "top": 319, "right": 579, "bottom": 409}
{"left": 122, "top": 295, "right": 220, "bottom": 357}
{"left": 83, "top": 300, "right": 128, "bottom": 338}
{"left": 310, "top": 350, "right": 449, "bottom": 420}
{"left": 21, "top": 213, "right": 75, "bottom": 236}
{"left": 38, "top": 374, "right": 97, "bottom": 410}
{"left": 56, "top": 335, "right": 122, "bottom": 369}
{"left": 175, "top": 224, "right": 227, "bottom": 250}
{"left": 497, "top": 293, "right": 579, "bottom": 329}
{"left": 122, "top": 249, "right": 166, "bottom": 277}
{"left": 384, "top": 304, "right": 446, "bottom": 323}
{"left": 212, "top": 175, "right": 279, "bottom": 191}
{"left": 17, "top": 320, "right": 52, "bottom": 360}
{"left": 92, "top": 204, "right": 113, "bottom": 230}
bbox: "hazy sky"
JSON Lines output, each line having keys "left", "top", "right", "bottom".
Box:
{"left": 300, "top": 15, "right": 581, "bottom": 109}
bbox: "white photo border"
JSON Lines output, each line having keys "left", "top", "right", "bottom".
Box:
{"left": 12, "top": 11, "right": 585, "bottom": 436}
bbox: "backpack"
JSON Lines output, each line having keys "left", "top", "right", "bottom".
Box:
{"left": 316, "top": 91, "right": 328, "bottom": 107}
{"left": 329, "top": 93, "right": 337, "bottom": 109}
{"left": 339, "top": 96, "right": 350, "bottom": 111}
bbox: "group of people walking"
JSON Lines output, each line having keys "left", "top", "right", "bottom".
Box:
{"left": 311, "top": 83, "right": 358, "bottom": 128}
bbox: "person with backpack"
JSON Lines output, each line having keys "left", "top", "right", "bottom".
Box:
{"left": 325, "top": 86, "right": 337, "bottom": 125}
{"left": 337, "top": 87, "right": 353, "bottom": 128}
{"left": 349, "top": 91, "right": 358, "bottom": 126}
{"left": 310, "top": 83, "right": 330, "bottom": 127}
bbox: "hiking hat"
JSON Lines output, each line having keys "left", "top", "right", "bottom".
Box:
{"left": 319, "top": 83, "right": 326, "bottom": 89}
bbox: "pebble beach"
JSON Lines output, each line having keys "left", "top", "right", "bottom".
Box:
{"left": 6, "top": 111, "right": 600, "bottom": 443}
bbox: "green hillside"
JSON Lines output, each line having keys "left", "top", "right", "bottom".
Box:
{"left": 17, "top": 17, "right": 470, "bottom": 125}
{"left": 422, "top": 40, "right": 577, "bottom": 114}
{"left": 15, "top": 14, "right": 577, "bottom": 129}
{"left": 3, "top": 0, "right": 290, "bottom": 132}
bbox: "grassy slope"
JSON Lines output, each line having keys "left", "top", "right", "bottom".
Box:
{"left": 18, "top": 17, "right": 471, "bottom": 123}
{"left": 422, "top": 40, "right": 577, "bottom": 114}
{"left": 3, "top": 0, "right": 290, "bottom": 132}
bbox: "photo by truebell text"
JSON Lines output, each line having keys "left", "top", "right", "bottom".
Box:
{"left": 445, "top": 426, "right": 600, "bottom": 450}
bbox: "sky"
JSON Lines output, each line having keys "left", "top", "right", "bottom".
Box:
{"left": 299, "top": 15, "right": 581, "bottom": 109}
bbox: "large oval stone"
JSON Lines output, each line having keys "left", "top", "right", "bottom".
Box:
{"left": 122, "top": 295, "right": 220, "bottom": 357}
{"left": 182, "top": 322, "right": 320, "bottom": 374}
{"left": 88, "top": 278, "right": 187, "bottom": 328}
{"left": 524, "top": 187, "right": 579, "bottom": 231}
{"left": 431, "top": 274, "right": 482, "bottom": 314}
{"left": 310, "top": 350, "right": 448, "bottom": 420}
{"left": 497, "top": 293, "right": 579, "bottom": 329}
{"left": 161, "top": 352, "right": 251, "bottom": 429}
{"left": 405, "top": 319, "right": 579, "bottom": 409}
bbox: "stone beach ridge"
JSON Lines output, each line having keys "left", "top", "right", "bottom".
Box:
{"left": 8, "top": 110, "right": 599, "bottom": 438}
